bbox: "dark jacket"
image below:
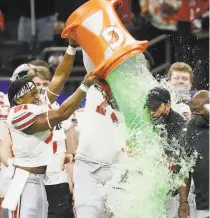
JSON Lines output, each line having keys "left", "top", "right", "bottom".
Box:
{"left": 158, "top": 109, "right": 186, "bottom": 196}
{"left": 164, "top": 109, "right": 186, "bottom": 142}
{"left": 184, "top": 119, "right": 209, "bottom": 210}
{"left": 157, "top": 109, "right": 186, "bottom": 148}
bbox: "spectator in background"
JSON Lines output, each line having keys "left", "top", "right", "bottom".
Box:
{"left": 53, "top": 21, "right": 67, "bottom": 46}
{"left": 140, "top": 0, "right": 179, "bottom": 34}
{"left": 134, "top": 0, "right": 209, "bottom": 84}
{"left": 175, "top": 0, "right": 209, "bottom": 91}
{"left": 167, "top": 62, "right": 194, "bottom": 120}
{"left": 175, "top": 0, "right": 195, "bottom": 62}
{"left": 116, "top": 0, "right": 134, "bottom": 24}
{"left": 191, "top": 0, "right": 209, "bottom": 31}
{"left": 53, "top": 0, "right": 88, "bottom": 46}
{"left": 191, "top": 0, "right": 209, "bottom": 91}
{"left": 178, "top": 90, "right": 209, "bottom": 218}
{"left": 17, "top": 0, "right": 57, "bottom": 50}
{"left": 135, "top": 0, "right": 180, "bottom": 67}
{"left": 175, "top": 0, "right": 209, "bottom": 63}
{"left": 51, "top": 0, "right": 89, "bottom": 47}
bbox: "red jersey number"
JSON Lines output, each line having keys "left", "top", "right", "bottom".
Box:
{"left": 96, "top": 100, "right": 118, "bottom": 123}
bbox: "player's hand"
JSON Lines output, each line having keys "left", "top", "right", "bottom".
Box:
{"left": 178, "top": 202, "right": 190, "bottom": 218}
{"left": 83, "top": 72, "right": 99, "bottom": 86}
{"left": 68, "top": 38, "right": 78, "bottom": 48}
{"left": 62, "top": 153, "right": 74, "bottom": 170}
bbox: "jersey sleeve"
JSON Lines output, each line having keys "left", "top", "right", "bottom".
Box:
{"left": 11, "top": 104, "right": 39, "bottom": 131}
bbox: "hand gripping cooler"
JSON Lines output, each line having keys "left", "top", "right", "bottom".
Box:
{"left": 61, "top": 0, "right": 149, "bottom": 79}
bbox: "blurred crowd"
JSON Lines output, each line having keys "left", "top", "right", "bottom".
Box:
{"left": 0, "top": 0, "right": 87, "bottom": 48}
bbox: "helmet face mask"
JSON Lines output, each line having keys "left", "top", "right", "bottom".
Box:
{"left": 10, "top": 64, "right": 35, "bottom": 82}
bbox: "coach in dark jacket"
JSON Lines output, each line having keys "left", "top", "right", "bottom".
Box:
{"left": 146, "top": 87, "right": 186, "bottom": 145}
{"left": 178, "top": 90, "right": 209, "bottom": 218}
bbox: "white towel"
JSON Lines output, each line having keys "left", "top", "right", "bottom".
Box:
{"left": 2, "top": 168, "right": 29, "bottom": 211}
{"left": 0, "top": 166, "right": 15, "bottom": 198}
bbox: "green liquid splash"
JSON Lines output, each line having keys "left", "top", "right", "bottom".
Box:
{"left": 104, "top": 54, "right": 197, "bottom": 218}
{"left": 106, "top": 54, "right": 157, "bottom": 147}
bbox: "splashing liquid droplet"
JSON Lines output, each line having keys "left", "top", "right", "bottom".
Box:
{"left": 103, "top": 54, "right": 197, "bottom": 218}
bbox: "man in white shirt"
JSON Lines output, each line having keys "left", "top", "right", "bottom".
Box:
{"left": 167, "top": 62, "right": 194, "bottom": 121}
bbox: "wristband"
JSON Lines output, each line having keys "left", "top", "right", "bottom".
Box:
{"left": 66, "top": 152, "right": 75, "bottom": 158}
{"left": 66, "top": 152, "right": 75, "bottom": 162}
{"left": 79, "top": 82, "right": 90, "bottom": 93}
{"left": 180, "top": 201, "right": 188, "bottom": 204}
{"left": 66, "top": 45, "right": 76, "bottom": 55}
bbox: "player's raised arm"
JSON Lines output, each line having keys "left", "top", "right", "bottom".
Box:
{"left": 8, "top": 72, "right": 98, "bottom": 135}
{"left": 47, "top": 39, "right": 77, "bottom": 104}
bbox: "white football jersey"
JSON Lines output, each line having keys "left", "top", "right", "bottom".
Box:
{"left": 45, "top": 101, "right": 69, "bottom": 185}
{"left": 7, "top": 104, "right": 53, "bottom": 167}
{"left": 76, "top": 51, "right": 126, "bottom": 164}
{"left": 38, "top": 93, "right": 71, "bottom": 185}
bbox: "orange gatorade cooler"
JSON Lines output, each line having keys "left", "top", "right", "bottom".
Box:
{"left": 61, "top": 0, "right": 149, "bottom": 79}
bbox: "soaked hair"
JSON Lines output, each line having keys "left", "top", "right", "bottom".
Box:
{"left": 8, "top": 77, "right": 35, "bottom": 107}
{"left": 168, "top": 62, "right": 194, "bottom": 83}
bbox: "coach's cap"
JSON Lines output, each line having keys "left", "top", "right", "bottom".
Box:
{"left": 10, "top": 64, "right": 35, "bottom": 82}
{"left": 146, "top": 87, "right": 171, "bottom": 111}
